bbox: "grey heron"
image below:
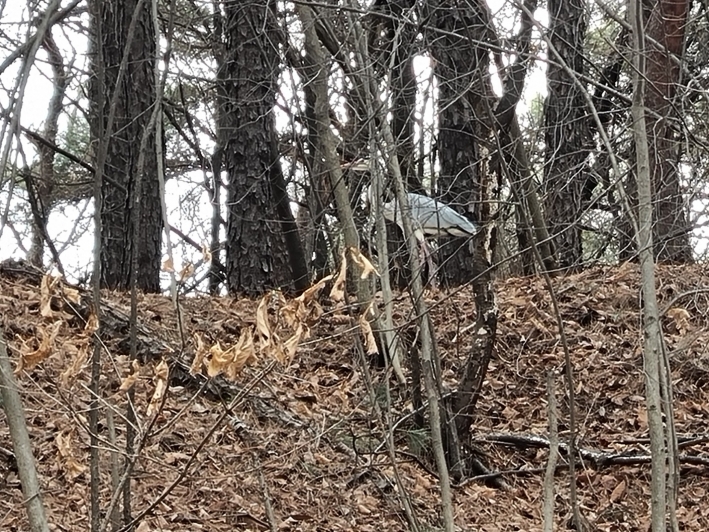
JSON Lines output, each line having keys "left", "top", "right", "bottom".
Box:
{"left": 369, "top": 188, "right": 479, "bottom": 285}
{"left": 381, "top": 192, "right": 479, "bottom": 240}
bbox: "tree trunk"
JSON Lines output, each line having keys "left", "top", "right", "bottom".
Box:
{"left": 429, "top": 0, "right": 493, "bottom": 286}
{"left": 0, "top": 330, "right": 50, "bottom": 532}
{"left": 629, "top": 2, "right": 671, "bottom": 529}
{"left": 645, "top": 0, "right": 692, "bottom": 263}
{"left": 219, "top": 0, "right": 292, "bottom": 296}
{"left": 90, "top": 0, "right": 162, "bottom": 293}
{"left": 543, "top": 0, "right": 592, "bottom": 270}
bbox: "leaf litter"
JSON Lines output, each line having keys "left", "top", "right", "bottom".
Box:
{"left": 0, "top": 261, "right": 708, "bottom": 530}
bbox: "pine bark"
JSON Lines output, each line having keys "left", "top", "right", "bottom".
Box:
{"left": 544, "top": 0, "right": 592, "bottom": 270}
{"left": 219, "top": 1, "right": 292, "bottom": 296}
{"left": 90, "top": 0, "right": 162, "bottom": 293}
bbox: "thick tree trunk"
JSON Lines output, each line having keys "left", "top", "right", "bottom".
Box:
{"left": 375, "top": 0, "right": 421, "bottom": 192}
{"left": 645, "top": 0, "right": 692, "bottom": 263}
{"left": 543, "top": 0, "right": 592, "bottom": 270}
{"left": 430, "top": 0, "right": 493, "bottom": 286}
{"left": 90, "top": 0, "right": 162, "bottom": 293}
{"left": 219, "top": 1, "right": 292, "bottom": 296}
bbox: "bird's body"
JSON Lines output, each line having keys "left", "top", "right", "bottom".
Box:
{"left": 375, "top": 191, "right": 480, "bottom": 288}
{"left": 381, "top": 192, "right": 479, "bottom": 240}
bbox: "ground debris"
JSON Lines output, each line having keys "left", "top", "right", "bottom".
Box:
{"left": 1, "top": 262, "right": 709, "bottom": 531}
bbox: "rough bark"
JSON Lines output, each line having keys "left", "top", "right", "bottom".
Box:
{"left": 543, "top": 0, "right": 592, "bottom": 270}
{"left": 645, "top": 0, "right": 692, "bottom": 263}
{"left": 429, "top": 0, "right": 494, "bottom": 286}
{"left": 370, "top": 0, "right": 420, "bottom": 191}
{"left": 90, "top": 0, "right": 162, "bottom": 293}
{"left": 489, "top": 0, "right": 556, "bottom": 274}
{"left": 219, "top": 1, "right": 292, "bottom": 296}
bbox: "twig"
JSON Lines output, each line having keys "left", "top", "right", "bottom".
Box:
{"left": 543, "top": 372, "right": 559, "bottom": 532}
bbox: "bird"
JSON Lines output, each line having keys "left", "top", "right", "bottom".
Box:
{"left": 369, "top": 188, "right": 479, "bottom": 286}
{"left": 381, "top": 192, "right": 479, "bottom": 240}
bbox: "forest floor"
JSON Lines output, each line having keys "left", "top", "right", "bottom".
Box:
{"left": 1, "top": 261, "right": 709, "bottom": 531}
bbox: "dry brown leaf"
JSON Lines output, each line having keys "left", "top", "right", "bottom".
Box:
{"left": 162, "top": 257, "right": 175, "bottom": 272}
{"left": 329, "top": 250, "right": 347, "bottom": 302}
{"left": 298, "top": 274, "right": 333, "bottom": 304}
{"left": 280, "top": 301, "right": 299, "bottom": 329}
{"left": 349, "top": 247, "right": 379, "bottom": 279}
{"left": 255, "top": 293, "right": 284, "bottom": 360}
{"left": 283, "top": 323, "right": 306, "bottom": 363}
{"left": 16, "top": 320, "right": 62, "bottom": 374}
{"left": 201, "top": 243, "right": 212, "bottom": 263}
{"left": 147, "top": 359, "right": 169, "bottom": 417}
{"left": 256, "top": 294, "right": 273, "bottom": 345}
{"left": 358, "top": 304, "right": 378, "bottom": 356}
{"left": 55, "top": 430, "right": 87, "bottom": 480}
{"left": 610, "top": 479, "right": 626, "bottom": 502}
{"left": 178, "top": 262, "right": 195, "bottom": 281}
{"left": 40, "top": 274, "right": 62, "bottom": 318}
{"left": 206, "top": 329, "right": 256, "bottom": 381}
{"left": 59, "top": 340, "right": 89, "bottom": 388}
{"left": 227, "top": 328, "right": 256, "bottom": 379}
{"left": 206, "top": 341, "right": 231, "bottom": 378}
{"left": 62, "top": 286, "right": 81, "bottom": 305}
{"left": 190, "top": 333, "right": 208, "bottom": 375}
{"left": 119, "top": 360, "right": 141, "bottom": 392}
{"left": 667, "top": 307, "right": 691, "bottom": 334}
{"left": 84, "top": 311, "right": 99, "bottom": 335}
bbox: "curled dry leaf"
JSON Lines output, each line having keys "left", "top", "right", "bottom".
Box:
{"left": 229, "top": 328, "right": 255, "bottom": 378}
{"left": 206, "top": 328, "right": 255, "bottom": 381}
{"left": 256, "top": 293, "right": 284, "bottom": 357}
{"left": 84, "top": 311, "right": 99, "bottom": 335}
{"left": 201, "top": 243, "right": 212, "bottom": 263}
{"left": 40, "top": 274, "right": 62, "bottom": 318}
{"left": 298, "top": 274, "right": 333, "bottom": 304}
{"left": 59, "top": 339, "right": 89, "bottom": 388}
{"left": 256, "top": 294, "right": 273, "bottom": 346}
{"left": 161, "top": 257, "right": 175, "bottom": 273}
{"left": 330, "top": 250, "right": 347, "bottom": 302}
{"left": 178, "top": 262, "right": 195, "bottom": 281}
{"left": 147, "top": 359, "right": 170, "bottom": 417}
{"left": 348, "top": 247, "right": 379, "bottom": 279}
{"left": 190, "top": 333, "right": 208, "bottom": 375}
{"left": 206, "top": 341, "right": 230, "bottom": 378}
{"left": 119, "top": 359, "right": 141, "bottom": 392}
{"left": 62, "top": 286, "right": 81, "bottom": 305}
{"left": 358, "top": 303, "right": 378, "bottom": 356}
{"left": 283, "top": 323, "right": 307, "bottom": 364}
{"left": 55, "top": 430, "right": 87, "bottom": 480}
{"left": 16, "top": 320, "right": 62, "bottom": 374}
{"left": 282, "top": 277, "right": 329, "bottom": 330}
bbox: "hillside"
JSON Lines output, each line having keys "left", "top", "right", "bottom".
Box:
{"left": 1, "top": 261, "right": 709, "bottom": 531}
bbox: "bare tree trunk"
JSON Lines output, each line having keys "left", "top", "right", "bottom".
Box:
{"left": 27, "top": 29, "right": 68, "bottom": 268}
{"left": 295, "top": 4, "right": 370, "bottom": 303}
{"left": 345, "top": 6, "right": 455, "bottom": 528}
{"left": 645, "top": 0, "right": 692, "bottom": 263}
{"left": 90, "top": 0, "right": 162, "bottom": 293}
{"left": 0, "top": 330, "right": 50, "bottom": 532}
{"left": 630, "top": 2, "right": 669, "bottom": 529}
{"left": 428, "top": 0, "right": 492, "bottom": 285}
{"left": 543, "top": 0, "right": 592, "bottom": 270}
{"left": 220, "top": 0, "right": 293, "bottom": 296}
{"left": 480, "top": 0, "right": 557, "bottom": 274}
